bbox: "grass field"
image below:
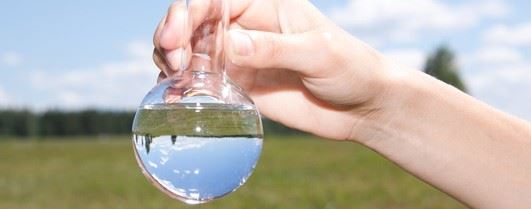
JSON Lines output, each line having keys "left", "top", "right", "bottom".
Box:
{"left": 0, "top": 136, "right": 465, "bottom": 209}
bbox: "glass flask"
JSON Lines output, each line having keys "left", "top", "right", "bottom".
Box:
{"left": 131, "top": 0, "right": 263, "bottom": 204}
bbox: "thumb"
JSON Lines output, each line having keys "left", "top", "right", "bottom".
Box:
{"left": 226, "top": 29, "right": 333, "bottom": 75}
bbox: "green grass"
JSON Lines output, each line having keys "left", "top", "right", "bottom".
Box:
{"left": 0, "top": 136, "right": 465, "bottom": 209}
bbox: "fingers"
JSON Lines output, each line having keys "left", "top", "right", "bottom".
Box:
{"left": 153, "top": 14, "right": 167, "bottom": 50}
{"left": 158, "top": 0, "right": 222, "bottom": 71}
{"left": 159, "top": 0, "right": 253, "bottom": 50}
{"left": 153, "top": 0, "right": 255, "bottom": 75}
{"left": 153, "top": 14, "right": 172, "bottom": 78}
{"left": 155, "top": 0, "right": 255, "bottom": 69}
{"left": 159, "top": 0, "right": 191, "bottom": 50}
{"left": 157, "top": 72, "right": 167, "bottom": 83}
{"left": 153, "top": 49, "right": 170, "bottom": 75}
{"left": 226, "top": 29, "right": 340, "bottom": 76}
{"left": 153, "top": 46, "right": 193, "bottom": 78}
{"left": 160, "top": 0, "right": 224, "bottom": 50}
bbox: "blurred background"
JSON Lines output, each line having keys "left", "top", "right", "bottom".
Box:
{"left": 1, "top": 0, "right": 530, "bottom": 208}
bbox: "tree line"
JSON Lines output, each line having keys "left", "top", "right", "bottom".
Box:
{"left": 0, "top": 109, "right": 133, "bottom": 137}
{"left": 0, "top": 109, "right": 302, "bottom": 138}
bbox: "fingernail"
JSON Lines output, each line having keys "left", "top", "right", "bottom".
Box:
{"left": 229, "top": 30, "right": 254, "bottom": 56}
{"left": 165, "top": 48, "right": 184, "bottom": 71}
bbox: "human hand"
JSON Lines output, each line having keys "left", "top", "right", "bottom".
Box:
{"left": 153, "top": 3, "right": 531, "bottom": 207}
{"left": 153, "top": 0, "right": 393, "bottom": 141}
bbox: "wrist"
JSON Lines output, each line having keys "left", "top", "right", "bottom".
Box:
{"left": 348, "top": 61, "right": 438, "bottom": 145}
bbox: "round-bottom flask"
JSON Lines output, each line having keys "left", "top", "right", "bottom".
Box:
{"left": 132, "top": 72, "right": 263, "bottom": 204}
{"left": 132, "top": 0, "right": 263, "bottom": 203}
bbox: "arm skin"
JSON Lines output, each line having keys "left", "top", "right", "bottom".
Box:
{"left": 153, "top": 1, "right": 531, "bottom": 208}
{"left": 360, "top": 66, "right": 531, "bottom": 209}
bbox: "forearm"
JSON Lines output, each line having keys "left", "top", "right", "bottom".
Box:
{"left": 359, "top": 66, "right": 531, "bottom": 208}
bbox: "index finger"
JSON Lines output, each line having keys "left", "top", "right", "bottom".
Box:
{"left": 158, "top": 0, "right": 252, "bottom": 51}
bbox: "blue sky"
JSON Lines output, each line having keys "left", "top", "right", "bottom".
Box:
{"left": 1, "top": 0, "right": 531, "bottom": 121}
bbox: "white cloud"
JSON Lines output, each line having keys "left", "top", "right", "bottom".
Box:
{"left": 466, "top": 22, "right": 531, "bottom": 121}
{"left": 473, "top": 45, "right": 523, "bottom": 65}
{"left": 465, "top": 63, "right": 531, "bottom": 121}
{"left": 0, "top": 86, "right": 12, "bottom": 106}
{"left": 463, "top": 44, "right": 531, "bottom": 121}
{"left": 329, "top": 0, "right": 509, "bottom": 43}
{"left": 127, "top": 40, "right": 153, "bottom": 58}
{"left": 1, "top": 52, "right": 23, "bottom": 67}
{"left": 483, "top": 23, "right": 531, "bottom": 46}
{"left": 468, "top": 64, "right": 529, "bottom": 90}
{"left": 384, "top": 48, "right": 426, "bottom": 70}
{"left": 29, "top": 40, "right": 158, "bottom": 110}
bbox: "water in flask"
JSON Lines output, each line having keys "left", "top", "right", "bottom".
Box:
{"left": 132, "top": 103, "right": 263, "bottom": 204}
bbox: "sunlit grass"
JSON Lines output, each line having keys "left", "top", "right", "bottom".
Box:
{"left": 0, "top": 136, "right": 465, "bottom": 209}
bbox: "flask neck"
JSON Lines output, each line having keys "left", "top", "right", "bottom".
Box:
{"left": 181, "top": 0, "right": 229, "bottom": 76}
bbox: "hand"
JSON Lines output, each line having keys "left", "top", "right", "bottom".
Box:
{"left": 153, "top": 0, "right": 392, "bottom": 141}
{"left": 153, "top": 1, "right": 531, "bottom": 208}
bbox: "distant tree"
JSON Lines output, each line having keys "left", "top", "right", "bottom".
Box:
{"left": 0, "top": 109, "right": 37, "bottom": 137}
{"left": 424, "top": 45, "right": 468, "bottom": 93}
{"left": 39, "top": 110, "right": 67, "bottom": 136}
{"left": 0, "top": 108, "right": 306, "bottom": 138}
{"left": 262, "top": 118, "right": 305, "bottom": 136}
{"left": 37, "top": 110, "right": 135, "bottom": 137}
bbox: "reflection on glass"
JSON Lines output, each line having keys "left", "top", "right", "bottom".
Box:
{"left": 133, "top": 135, "right": 262, "bottom": 204}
